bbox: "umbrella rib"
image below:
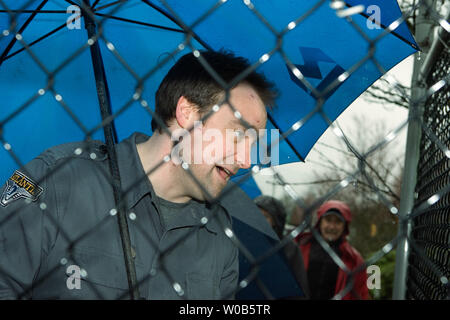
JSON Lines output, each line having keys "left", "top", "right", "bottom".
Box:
{"left": 141, "top": 0, "right": 214, "bottom": 51}
{"left": 0, "top": 10, "right": 67, "bottom": 13}
{"left": 91, "top": 0, "right": 101, "bottom": 9}
{"left": 94, "top": 13, "right": 185, "bottom": 33}
{"left": 0, "top": 0, "right": 49, "bottom": 65}
{"left": 140, "top": 0, "right": 183, "bottom": 28}
{"left": 64, "top": 0, "right": 79, "bottom": 7}
{"left": 2, "top": 22, "right": 67, "bottom": 62}
{"left": 93, "top": 0, "right": 125, "bottom": 11}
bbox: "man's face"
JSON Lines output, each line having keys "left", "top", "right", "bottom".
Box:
{"left": 319, "top": 214, "right": 346, "bottom": 242}
{"left": 182, "top": 83, "right": 267, "bottom": 201}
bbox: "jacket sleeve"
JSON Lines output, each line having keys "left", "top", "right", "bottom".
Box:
{"left": 219, "top": 239, "right": 239, "bottom": 300}
{"left": 0, "top": 157, "right": 58, "bottom": 299}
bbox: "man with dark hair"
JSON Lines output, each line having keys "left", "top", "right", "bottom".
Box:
{"left": 296, "top": 200, "right": 369, "bottom": 300}
{"left": 0, "top": 50, "right": 277, "bottom": 299}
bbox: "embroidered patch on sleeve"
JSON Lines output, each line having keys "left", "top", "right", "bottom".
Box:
{"left": 0, "top": 171, "right": 44, "bottom": 207}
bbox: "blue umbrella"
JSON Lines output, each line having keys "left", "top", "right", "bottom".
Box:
{"left": 0, "top": 0, "right": 417, "bottom": 299}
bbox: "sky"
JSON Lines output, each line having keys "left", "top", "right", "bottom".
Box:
{"left": 253, "top": 54, "right": 415, "bottom": 199}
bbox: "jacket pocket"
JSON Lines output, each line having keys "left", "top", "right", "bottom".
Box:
{"left": 185, "top": 272, "right": 219, "bottom": 300}
{"left": 62, "top": 245, "right": 145, "bottom": 299}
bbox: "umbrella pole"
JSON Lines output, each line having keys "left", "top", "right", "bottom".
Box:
{"left": 392, "top": 0, "right": 434, "bottom": 300}
{"left": 82, "top": 1, "right": 141, "bottom": 300}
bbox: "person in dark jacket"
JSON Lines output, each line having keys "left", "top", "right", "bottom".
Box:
{"left": 254, "top": 195, "right": 310, "bottom": 299}
{"left": 0, "top": 50, "right": 277, "bottom": 299}
{"left": 296, "top": 200, "right": 369, "bottom": 300}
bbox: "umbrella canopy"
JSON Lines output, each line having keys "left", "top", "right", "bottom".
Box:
{"left": 0, "top": 0, "right": 418, "bottom": 183}
{"left": 0, "top": 0, "right": 417, "bottom": 299}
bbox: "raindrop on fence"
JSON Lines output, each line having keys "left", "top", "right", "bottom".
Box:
{"left": 225, "top": 228, "right": 234, "bottom": 238}
{"left": 288, "top": 21, "right": 296, "bottom": 30}
{"left": 80, "top": 269, "right": 88, "bottom": 278}
{"left": 444, "top": 149, "right": 450, "bottom": 159}
{"left": 173, "top": 282, "right": 184, "bottom": 296}
{"left": 106, "top": 42, "right": 115, "bottom": 51}
{"left": 340, "top": 179, "right": 349, "bottom": 188}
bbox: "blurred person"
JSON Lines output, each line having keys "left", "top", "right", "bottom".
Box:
{"left": 295, "top": 200, "right": 369, "bottom": 300}
{"left": 289, "top": 205, "right": 305, "bottom": 227}
{"left": 254, "top": 195, "right": 310, "bottom": 299}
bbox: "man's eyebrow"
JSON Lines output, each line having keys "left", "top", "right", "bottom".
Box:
{"left": 228, "top": 118, "right": 256, "bottom": 130}
{"left": 228, "top": 118, "right": 266, "bottom": 140}
{"left": 228, "top": 118, "right": 247, "bottom": 128}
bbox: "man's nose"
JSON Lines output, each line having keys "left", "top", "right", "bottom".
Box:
{"left": 236, "top": 152, "right": 251, "bottom": 169}
{"left": 236, "top": 140, "right": 252, "bottom": 169}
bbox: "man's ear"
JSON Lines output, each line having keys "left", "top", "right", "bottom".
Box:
{"left": 175, "top": 96, "right": 200, "bottom": 129}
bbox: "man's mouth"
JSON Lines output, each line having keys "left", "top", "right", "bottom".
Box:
{"left": 216, "top": 165, "right": 234, "bottom": 181}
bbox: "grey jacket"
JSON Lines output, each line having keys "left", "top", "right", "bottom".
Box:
{"left": 0, "top": 132, "right": 238, "bottom": 300}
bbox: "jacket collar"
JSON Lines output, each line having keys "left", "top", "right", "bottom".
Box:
{"left": 154, "top": 195, "right": 225, "bottom": 234}
{"left": 115, "top": 132, "right": 155, "bottom": 210}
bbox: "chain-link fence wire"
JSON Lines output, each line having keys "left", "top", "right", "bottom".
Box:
{"left": 0, "top": 0, "right": 448, "bottom": 300}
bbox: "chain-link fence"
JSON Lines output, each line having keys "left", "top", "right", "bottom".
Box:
{"left": 0, "top": 0, "right": 448, "bottom": 301}
{"left": 406, "top": 27, "right": 449, "bottom": 300}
